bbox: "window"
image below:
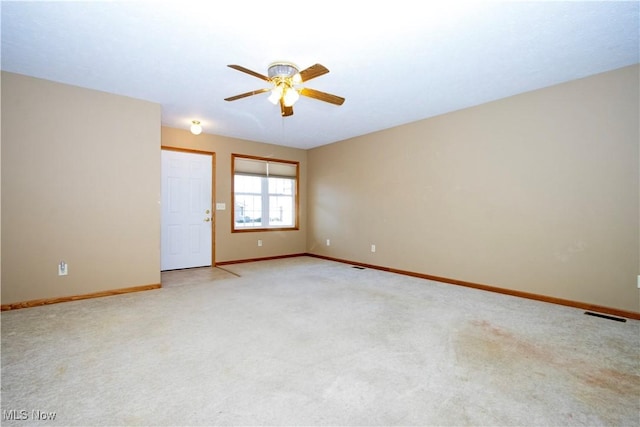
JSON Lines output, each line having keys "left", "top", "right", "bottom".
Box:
{"left": 232, "top": 154, "right": 299, "bottom": 231}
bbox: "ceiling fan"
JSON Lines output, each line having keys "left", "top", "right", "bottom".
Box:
{"left": 224, "top": 62, "right": 345, "bottom": 117}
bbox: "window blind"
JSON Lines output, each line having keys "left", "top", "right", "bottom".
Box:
{"left": 234, "top": 156, "right": 297, "bottom": 178}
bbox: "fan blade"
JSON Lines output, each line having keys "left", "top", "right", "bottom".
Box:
{"left": 280, "top": 99, "right": 294, "bottom": 117}
{"left": 299, "top": 87, "right": 345, "bottom": 106}
{"left": 227, "top": 64, "right": 270, "bottom": 82}
{"left": 299, "top": 64, "right": 329, "bottom": 82}
{"left": 224, "top": 88, "right": 270, "bottom": 102}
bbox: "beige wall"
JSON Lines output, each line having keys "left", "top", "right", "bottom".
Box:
{"left": 308, "top": 65, "right": 640, "bottom": 312}
{"left": 1, "top": 72, "right": 162, "bottom": 304}
{"left": 161, "top": 127, "right": 307, "bottom": 263}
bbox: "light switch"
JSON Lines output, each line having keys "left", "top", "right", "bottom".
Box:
{"left": 216, "top": 203, "right": 226, "bottom": 210}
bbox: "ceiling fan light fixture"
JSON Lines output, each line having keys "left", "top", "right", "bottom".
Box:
{"left": 190, "top": 120, "right": 202, "bottom": 135}
{"left": 268, "top": 84, "right": 283, "bottom": 105}
{"left": 282, "top": 86, "right": 299, "bottom": 107}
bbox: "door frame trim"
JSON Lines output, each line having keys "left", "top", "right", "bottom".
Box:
{"left": 161, "top": 146, "right": 216, "bottom": 267}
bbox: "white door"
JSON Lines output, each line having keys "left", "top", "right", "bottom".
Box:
{"left": 161, "top": 149, "right": 213, "bottom": 270}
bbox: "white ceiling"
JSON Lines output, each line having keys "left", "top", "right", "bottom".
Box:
{"left": 1, "top": 1, "right": 638, "bottom": 149}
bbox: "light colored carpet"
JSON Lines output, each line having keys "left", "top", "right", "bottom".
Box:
{"left": 1, "top": 256, "right": 638, "bottom": 426}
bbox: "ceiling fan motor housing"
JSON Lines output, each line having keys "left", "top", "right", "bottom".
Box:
{"left": 267, "top": 62, "right": 299, "bottom": 79}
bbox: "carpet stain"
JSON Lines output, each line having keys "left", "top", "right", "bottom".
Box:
{"left": 576, "top": 367, "right": 640, "bottom": 398}
{"left": 463, "top": 319, "right": 555, "bottom": 365}
{"left": 56, "top": 365, "right": 67, "bottom": 377}
{"left": 454, "top": 319, "right": 639, "bottom": 425}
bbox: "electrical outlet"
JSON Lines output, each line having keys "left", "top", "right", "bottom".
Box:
{"left": 371, "top": 244, "right": 376, "bottom": 253}
{"left": 637, "top": 275, "right": 640, "bottom": 289}
{"left": 58, "top": 261, "right": 68, "bottom": 276}
{"left": 326, "top": 239, "right": 331, "bottom": 246}
{"left": 258, "top": 240, "right": 262, "bottom": 247}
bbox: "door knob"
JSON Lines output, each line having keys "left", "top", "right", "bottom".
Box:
{"left": 204, "top": 217, "right": 211, "bottom": 222}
